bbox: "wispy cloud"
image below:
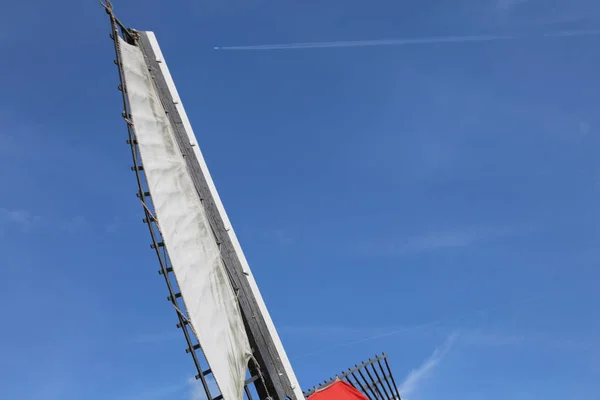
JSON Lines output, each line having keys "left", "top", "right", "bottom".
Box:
{"left": 281, "top": 324, "right": 386, "bottom": 339}
{"left": 491, "top": 0, "right": 600, "bottom": 27}
{"left": 398, "top": 230, "right": 481, "bottom": 253}
{"left": 579, "top": 121, "right": 591, "bottom": 136}
{"left": 109, "top": 375, "right": 222, "bottom": 400}
{"left": 399, "top": 334, "right": 457, "bottom": 399}
{"left": 297, "top": 296, "right": 547, "bottom": 357}
{"left": 105, "top": 216, "right": 120, "bottom": 234}
{"left": 399, "top": 225, "right": 525, "bottom": 253}
{"left": 298, "top": 317, "right": 463, "bottom": 358}
{"left": 459, "top": 329, "right": 594, "bottom": 351}
{"left": 189, "top": 378, "right": 207, "bottom": 400}
{"left": 189, "top": 375, "right": 220, "bottom": 400}
{"left": 216, "top": 34, "right": 517, "bottom": 50}
{"left": 362, "top": 224, "right": 536, "bottom": 256}
{"left": 116, "top": 381, "right": 188, "bottom": 400}
{"left": 112, "top": 360, "right": 220, "bottom": 400}
{"left": 215, "top": 30, "right": 600, "bottom": 51}
{"left": 129, "top": 331, "right": 181, "bottom": 344}
{"left": 495, "top": 0, "right": 528, "bottom": 12}
{"left": 270, "top": 229, "right": 295, "bottom": 246}
{"left": 0, "top": 208, "right": 44, "bottom": 233}
{"left": 0, "top": 207, "right": 88, "bottom": 234}
{"left": 61, "top": 215, "right": 87, "bottom": 233}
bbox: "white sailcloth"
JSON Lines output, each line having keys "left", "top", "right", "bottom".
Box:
{"left": 142, "top": 31, "right": 305, "bottom": 400}
{"left": 119, "top": 37, "right": 252, "bottom": 400}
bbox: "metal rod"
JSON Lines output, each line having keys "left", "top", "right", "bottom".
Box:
{"left": 348, "top": 372, "right": 373, "bottom": 400}
{"left": 384, "top": 356, "right": 401, "bottom": 400}
{"left": 245, "top": 385, "right": 254, "bottom": 400}
{"left": 369, "top": 360, "right": 390, "bottom": 400}
{"left": 377, "top": 357, "right": 396, "bottom": 400}
{"left": 356, "top": 365, "right": 380, "bottom": 400}
{"left": 363, "top": 362, "right": 385, "bottom": 399}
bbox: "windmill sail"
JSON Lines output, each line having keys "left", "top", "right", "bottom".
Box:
{"left": 105, "top": 1, "right": 304, "bottom": 395}
{"left": 106, "top": 6, "right": 402, "bottom": 400}
{"left": 132, "top": 31, "right": 304, "bottom": 400}
{"left": 119, "top": 36, "right": 252, "bottom": 400}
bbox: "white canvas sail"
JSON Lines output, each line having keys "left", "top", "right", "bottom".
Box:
{"left": 118, "top": 37, "right": 252, "bottom": 400}
{"left": 144, "top": 32, "right": 305, "bottom": 400}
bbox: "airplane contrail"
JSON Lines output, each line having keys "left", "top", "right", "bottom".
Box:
{"left": 214, "top": 29, "right": 600, "bottom": 51}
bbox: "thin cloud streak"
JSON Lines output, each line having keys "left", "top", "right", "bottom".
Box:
{"left": 0, "top": 208, "right": 44, "bottom": 232}
{"left": 189, "top": 375, "right": 219, "bottom": 400}
{"left": 216, "top": 34, "right": 518, "bottom": 50}
{"left": 0, "top": 208, "right": 88, "bottom": 234}
{"left": 459, "top": 329, "right": 594, "bottom": 351}
{"left": 397, "top": 230, "right": 480, "bottom": 254}
{"left": 495, "top": 0, "right": 527, "bottom": 12}
{"left": 115, "top": 381, "right": 188, "bottom": 400}
{"left": 130, "top": 331, "right": 181, "bottom": 344}
{"left": 299, "top": 296, "right": 545, "bottom": 357}
{"left": 397, "top": 225, "right": 525, "bottom": 254}
{"left": 215, "top": 30, "right": 600, "bottom": 51}
{"left": 365, "top": 224, "right": 538, "bottom": 257}
{"left": 399, "top": 334, "right": 457, "bottom": 398}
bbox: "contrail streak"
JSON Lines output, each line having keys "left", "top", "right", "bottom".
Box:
{"left": 298, "top": 295, "right": 546, "bottom": 358}
{"left": 214, "top": 29, "right": 600, "bottom": 51}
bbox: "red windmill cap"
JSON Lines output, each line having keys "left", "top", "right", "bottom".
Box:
{"left": 307, "top": 381, "right": 368, "bottom": 400}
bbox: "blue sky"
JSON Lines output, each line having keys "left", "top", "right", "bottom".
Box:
{"left": 1, "top": 0, "right": 600, "bottom": 399}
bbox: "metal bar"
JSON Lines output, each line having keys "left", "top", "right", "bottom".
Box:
{"left": 369, "top": 360, "right": 391, "bottom": 399}
{"left": 384, "top": 356, "right": 401, "bottom": 400}
{"left": 357, "top": 366, "right": 381, "bottom": 400}
{"left": 246, "top": 375, "right": 260, "bottom": 385}
{"left": 364, "top": 380, "right": 385, "bottom": 395}
{"left": 364, "top": 363, "right": 384, "bottom": 399}
{"left": 244, "top": 375, "right": 261, "bottom": 400}
{"left": 377, "top": 357, "right": 396, "bottom": 400}
{"left": 347, "top": 373, "right": 373, "bottom": 400}
{"left": 244, "top": 385, "right": 253, "bottom": 400}
{"left": 342, "top": 376, "right": 356, "bottom": 391}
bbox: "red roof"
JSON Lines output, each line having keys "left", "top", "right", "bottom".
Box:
{"left": 307, "top": 381, "right": 368, "bottom": 400}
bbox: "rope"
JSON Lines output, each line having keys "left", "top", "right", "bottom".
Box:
{"left": 250, "top": 354, "right": 273, "bottom": 400}
{"left": 140, "top": 198, "right": 160, "bottom": 230}
{"left": 171, "top": 301, "right": 200, "bottom": 342}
